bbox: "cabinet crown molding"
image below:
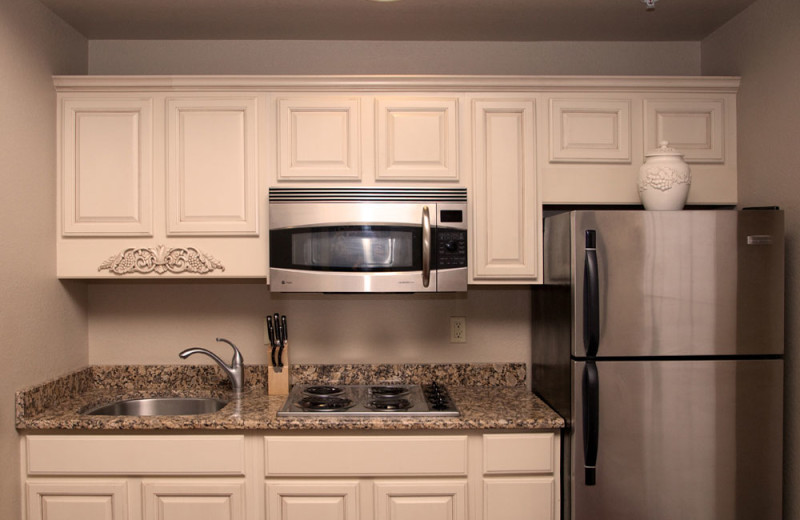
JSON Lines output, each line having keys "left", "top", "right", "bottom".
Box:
{"left": 53, "top": 75, "right": 741, "bottom": 93}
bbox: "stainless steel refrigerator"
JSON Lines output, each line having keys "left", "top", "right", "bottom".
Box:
{"left": 532, "top": 209, "right": 784, "bottom": 520}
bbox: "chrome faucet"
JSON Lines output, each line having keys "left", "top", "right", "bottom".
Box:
{"left": 179, "top": 338, "right": 245, "bottom": 396}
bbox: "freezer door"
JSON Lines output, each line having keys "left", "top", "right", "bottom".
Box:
{"left": 568, "top": 210, "right": 784, "bottom": 357}
{"left": 570, "top": 359, "right": 783, "bottom": 520}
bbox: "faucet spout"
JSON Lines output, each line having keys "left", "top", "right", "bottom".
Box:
{"left": 179, "top": 338, "right": 245, "bottom": 396}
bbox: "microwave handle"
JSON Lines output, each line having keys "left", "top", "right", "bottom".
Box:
{"left": 422, "top": 206, "right": 431, "bottom": 288}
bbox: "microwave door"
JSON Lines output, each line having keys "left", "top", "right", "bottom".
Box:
{"left": 269, "top": 203, "right": 437, "bottom": 292}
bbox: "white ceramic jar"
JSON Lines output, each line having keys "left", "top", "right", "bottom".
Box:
{"left": 637, "top": 141, "right": 691, "bottom": 210}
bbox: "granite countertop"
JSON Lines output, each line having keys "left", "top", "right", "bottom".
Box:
{"left": 16, "top": 364, "right": 564, "bottom": 432}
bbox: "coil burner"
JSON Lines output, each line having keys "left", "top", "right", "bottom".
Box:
{"left": 367, "top": 398, "right": 412, "bottom": 411}
{"left": 278, "top": 383, "right": 459, "bottom": 417}
{"left": 369, "top": 386, "right": 410, "bottom": 398}
{"left": 297, "top": 396, "right": 354, "bottom": 412}
{"left": 304, "top": 385, "right": 345, "bottom": 396}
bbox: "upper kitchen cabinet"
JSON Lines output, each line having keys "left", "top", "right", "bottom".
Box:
{"left": 56, "top": 86, "right": 268, "bottom": 279}
{"left": 54, "top": 76, "right": 738, "bottom": 282}
{"left": 470, "top": 97, "right": 540, "bottom": 284}
{"left": 539, "top": 78, "right": 739, "bottom": 205}
{"left": 275, "top": 96, "right": 364, "bottom": 181}
{"left": 60, "top": 96, "right": 154, "bottom": 238}
{"left": 273, "top": 94, "right": 461, "bottom": 184}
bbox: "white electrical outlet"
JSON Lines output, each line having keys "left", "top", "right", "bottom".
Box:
{"left": 450, "top": 316, "right": 467, "bottom": 343}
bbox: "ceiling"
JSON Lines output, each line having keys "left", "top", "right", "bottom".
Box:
{"left": 37, "top": 0, "right": 758, "bottom": 41}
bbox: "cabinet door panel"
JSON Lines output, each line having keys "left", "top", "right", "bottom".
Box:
{"left": 61, "top": 97, "right": 152, "bottom": 236}
{"left": 277, "top": 97, "right": 362, "bottom": 181}
{"left": 142, "top": 480, "right": 246, "bottom": 520}
{"left": 26, "top": 435, "right": 246, "bottom": 476}
{"left": 472, "top": 99, "right": 538, "bottom": 281}
{"left": 376, "top": 97, "right": 459, "bottom": 181}
{"left": 483, "top": 433, "right": 555, "bottom": 474}
{"left": 166, "top": 97, "right": 259, "bottom": 235}
{"left": 644, "top": 98, "right": 725, "bottom": 163}
{"left": 26, "top": 479, "right": 128, "bottom": 520}
{"left": 483, "top": 477, "right": 555, "bottom": 520}
{"left": 549, "top": 98, "right": 631, "bottom": 163}
{"left": 266, "top": 480, "right": 360, "bottom": 520}
{"left": 374, "top": 480, "right": 467, "bottom": 520}
{"left": 265, "top": 435, "right": 467, "bottom": 476}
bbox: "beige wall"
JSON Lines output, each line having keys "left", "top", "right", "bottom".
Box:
{"left": 88, "top": 284, "right": 531, "bottom": 367}
{"left": 87, "top": 40, "right": 701, "bottom": 75}
{"left": 0, "top": 0, "right": 87, "bottom": 517}
{"left": 702, "top": 0, "right": 800, "bottom": 516}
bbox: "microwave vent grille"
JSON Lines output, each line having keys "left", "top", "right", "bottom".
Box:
{"left": 269, "top": 187, "right": 467, "bottom": 203}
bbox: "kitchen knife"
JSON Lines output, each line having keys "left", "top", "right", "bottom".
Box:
{"left": 278, "top": 315, "right": 287, "bottom": 368}
{"left": 273, "top": 313, "right": 283, "bottom": 371}
{"left": 266, "top": 315, "right": 277, "bottom": 367}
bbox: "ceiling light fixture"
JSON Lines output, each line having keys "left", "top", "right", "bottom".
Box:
{"left": 641, "top": 0, "right": 658, "bottom": 10}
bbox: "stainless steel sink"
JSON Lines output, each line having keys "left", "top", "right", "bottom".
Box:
{"left": 83, "top": 397, "right": 229, "bottom": 416}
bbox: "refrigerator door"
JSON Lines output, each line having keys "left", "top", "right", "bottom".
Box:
{"left": 570, "top": 358, "right": 783, "bottom": 520}
{"left": 564, "top": 210, "right": 784, "bottom": 357}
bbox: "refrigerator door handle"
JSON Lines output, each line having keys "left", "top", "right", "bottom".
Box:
{"left": 583, "top": 229, "right": 600, "bottom": 357}
{"left": 582, "top": 361, "right": 600, "bottom": 486}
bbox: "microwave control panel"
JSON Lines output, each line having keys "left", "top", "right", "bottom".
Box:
{"left": 436, "top": 229, "right": 467, "bottom": 268}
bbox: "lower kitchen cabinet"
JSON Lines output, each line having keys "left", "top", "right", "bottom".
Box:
{"left": 21, "top": 432, "right": 559, "bottom": 520}
{"left": 26, "top": 479, "right": 128, "bottom": 520}
{"left": 26, "top": 478, "right": 247, "bottom": 520}
{"left": 481, "top": 433, "right": 559, "bottom": 520}
{"left": 483, "top": 478, "right": 556, "bottom": 520}
{"left": 265, "top": 479, "right": 468, "bottom": 520}
{"left": 266, "top": 480, "right": 361, "bottom": 520}
{"left": 141, "top": 480, "right": 247, "bottom": 520}
{"left": 374, "top": 480, "right": 468, "bottom": 520}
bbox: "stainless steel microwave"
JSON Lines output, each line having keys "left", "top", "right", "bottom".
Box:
{"left": 269, "top": 187, "right": 467, "bottom": 293}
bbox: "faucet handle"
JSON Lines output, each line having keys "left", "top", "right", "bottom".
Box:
{"left": 215, "top": 338, "right": 243, "bottom": 367}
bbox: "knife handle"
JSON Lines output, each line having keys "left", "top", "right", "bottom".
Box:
{"left": 266, "top": 315, "right": 274, "bottom": 344}
{"left": 273, "top": 313, "right": 282, "bottom": 344}
{"left": 278, "top": 315, "right": 287, "bottom": 368}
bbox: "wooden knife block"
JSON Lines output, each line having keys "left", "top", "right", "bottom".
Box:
{"left": 268, "top": 343, "right": 289, "bottom": 395}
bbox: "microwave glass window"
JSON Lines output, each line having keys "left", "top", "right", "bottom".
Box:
{"left": 291, "top": 228, "right": 415, "bottom": 270}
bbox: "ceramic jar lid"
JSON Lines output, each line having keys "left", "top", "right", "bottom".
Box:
{"left": 645, "top": 141, "right": 684, "bottom": 157}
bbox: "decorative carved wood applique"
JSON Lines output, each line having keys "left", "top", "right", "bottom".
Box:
{"left": 98, "top": 245, "right": 225, "bottom": 275}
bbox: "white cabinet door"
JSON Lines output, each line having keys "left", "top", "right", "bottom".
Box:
{"left": 60, "top": 96, "right": 153, "bottom": 236}
{"left": 470, "top": 98, "right": 539, "bottom": 283}
{"left": 375, "top": 97, "right": 459, "bottom": 181}
{"left": 483, "top": 478, "right": 556, "bottom": 520}
{"left": 548, "top": 98, "right": 632, "bottom": 164}
{"left": 644, "top": 98, "right": 726, "bottom": 163}
{"left": 276, "top": 96, "right": 363, "bottom": 181}
{"left": 165, "top": 96, "right": 259, "bottom": 236}
{"left": 266, "top": 480, "right": 361, "bottom": 520}
{"left": 26, "top": 479, "right": 128, "bottom": 520}
{"left": 141, "top": 479, "right": 246, "bottom": 520}
{"left": 264, "top": 435, "right": 468, "bottom": 476}
{"left": 374, "top": 480, "right": 467, "bottom": 520}
{"left": 642, "top": 96, "right": 737, "bottom": 204}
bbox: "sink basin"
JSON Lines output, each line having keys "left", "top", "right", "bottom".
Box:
{"left": 83, "top": 397, "right": 229, "bottom": 416}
